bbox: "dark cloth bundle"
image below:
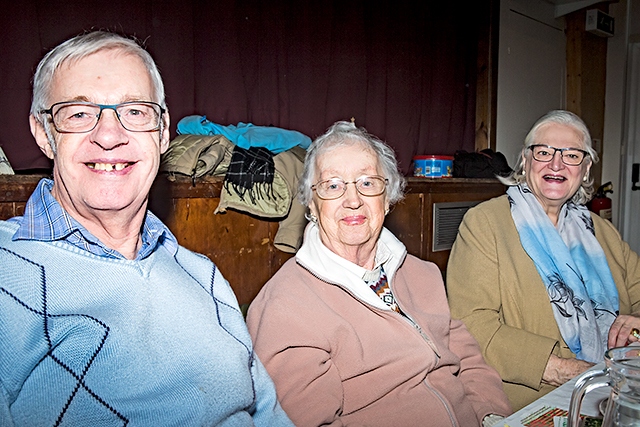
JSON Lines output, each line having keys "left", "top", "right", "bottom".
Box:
{"left": 224, "top": 146, "right": 276, "bottom": 204}
{"left": 453, "top": 149, "right": 513, "bottom": 178}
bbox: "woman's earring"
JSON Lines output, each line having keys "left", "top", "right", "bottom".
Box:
{"left": 583, "top": 175, "right": 588, "bottom": 182}
{"left": 306, "top": 212, "right": 318, "bottom": 223}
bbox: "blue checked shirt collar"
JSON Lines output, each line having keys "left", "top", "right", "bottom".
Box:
{"left": 11, "top": 178, "right": 178, "bottom": 260}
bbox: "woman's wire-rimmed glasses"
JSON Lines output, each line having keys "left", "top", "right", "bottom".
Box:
{"left": 529, "top": 144, "right": 589, "bottom": 166}
{"left": 312, "top": 175, "right": 388, "bottom": 200}
{"left": 39, "top": 101, "right": 165, "bottom": 133}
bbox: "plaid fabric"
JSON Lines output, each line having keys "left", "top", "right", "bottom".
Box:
{"left": 9, "top": 178, "right": 178, "bottom": 260}
{"left": 224, "top": 146, "right": 275, "bottom": 204}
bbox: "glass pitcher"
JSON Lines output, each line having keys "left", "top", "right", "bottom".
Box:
{"left": 568, "top": 346, "right": 640, "bottom": 427}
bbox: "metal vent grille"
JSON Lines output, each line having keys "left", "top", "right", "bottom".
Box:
{"left": 432, "top": 201, "right": 481, "bottom": 252}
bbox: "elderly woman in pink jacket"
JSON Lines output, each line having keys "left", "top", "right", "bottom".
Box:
{"left": 247, "top": 121, "right": 512, "bottom": 427}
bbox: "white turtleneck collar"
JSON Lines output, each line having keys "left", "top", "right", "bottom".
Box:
{"left": 295, "top": 222, "right": 408, "bottom": 310}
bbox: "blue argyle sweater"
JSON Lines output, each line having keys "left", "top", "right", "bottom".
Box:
{"left": 0, "top": 221, "right": 292, "bottom": 427}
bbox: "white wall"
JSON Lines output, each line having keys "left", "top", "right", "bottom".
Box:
{"left": 612, "top": 0, "right": 640, "bottom": 252}
{"left": 602, "top": 0, "right": 628, "bottom": 227}
{"left": 496, "top": 0, "right": 566, "bottom": 169}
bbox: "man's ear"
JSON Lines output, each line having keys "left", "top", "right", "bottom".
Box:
{"left": 159, "top": 112, "right": 171, "bottom": 154}
{"left": 29, "top": 115, "right": 55, "bottom": 159}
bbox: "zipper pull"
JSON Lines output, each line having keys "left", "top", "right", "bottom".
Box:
{"left": 414, "top": 323, "right": 441, "bottom": 359}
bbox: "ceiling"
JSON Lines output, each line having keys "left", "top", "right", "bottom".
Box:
{"left": 544, "top": 0, "right": 617, "bottom": 17}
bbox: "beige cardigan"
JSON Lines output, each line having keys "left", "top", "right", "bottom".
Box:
{"left": 447, "top": 195, "right": 640, "bottom": 411}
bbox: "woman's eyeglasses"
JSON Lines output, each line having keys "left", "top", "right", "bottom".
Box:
{"left": 529, "top": 144, "right": 589, "bottom": 166}
{"left": 312, "top": 175, "right": 388, "bottom": 200}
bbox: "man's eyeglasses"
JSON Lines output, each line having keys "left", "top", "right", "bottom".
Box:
{"left": 312, "top": 175, "right": 388, "bottom": 200}
{"left": 39, "top": 101, "right": 165, "bottom": 133}
{"left": 528, "top": 144, "right": 589, "bottom": 166}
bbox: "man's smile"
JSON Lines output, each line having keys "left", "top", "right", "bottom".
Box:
{"left": 86, "top": 161, "right": 134, "bottom": 171}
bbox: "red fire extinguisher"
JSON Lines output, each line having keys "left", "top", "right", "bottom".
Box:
{"left": 587, "top": 181, "right": 613, "bottom": 221}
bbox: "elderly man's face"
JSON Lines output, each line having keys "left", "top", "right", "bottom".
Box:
{"left": 31, "top": 49, "right": 170, "bottom": 222}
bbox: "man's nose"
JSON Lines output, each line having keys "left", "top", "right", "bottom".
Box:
{"left": 91, "top": 109, "right": 128, "bottom": 150}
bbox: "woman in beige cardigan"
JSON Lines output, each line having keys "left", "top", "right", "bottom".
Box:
{"left": 447, "top": 110, "right": 640, "bottom": 411}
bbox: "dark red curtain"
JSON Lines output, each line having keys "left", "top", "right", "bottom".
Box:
{"left": 0, "top": 0, "right": 483, "bottom": 175}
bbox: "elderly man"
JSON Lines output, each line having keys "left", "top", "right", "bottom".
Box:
{"left": 0, "top": 31, "right": 293, "bottom": 426}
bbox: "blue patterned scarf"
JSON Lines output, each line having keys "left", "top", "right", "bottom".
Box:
{"left": 507, "top": 184, "right": 619, "bottom": 362}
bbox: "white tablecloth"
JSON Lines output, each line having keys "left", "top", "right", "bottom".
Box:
{"left": 501, "top": 363, "right": 610, "bottom": 426}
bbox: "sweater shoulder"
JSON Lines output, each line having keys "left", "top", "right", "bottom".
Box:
{"left": 459, "top": 193, "right": 510, "bottom": 228}
{"left": 591, "top": 212, "right": 630, "bottom": 259}
{"left": 174, "top": 245, "right": 216, "bottom": 276}
{"left": 259, "top": 257, "right": 307, "bottom": 296}
{"left": 173, "top": 245, "right": 239, "bottom": 307}
{"left": 469, "top": 193, "right": 509, "bottom": 215}
{"left": 591, "top": 211, "right": 622, "bottom": 240}
{"left": 0, "top": 220, "right": 18, "bottom": 240}
{"left": 403, "top": 253, "right": 442, "bottom": 276}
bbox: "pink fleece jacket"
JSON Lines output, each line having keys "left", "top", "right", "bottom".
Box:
{"left": 247, "top": 254, "right": 512, "bottom": 426}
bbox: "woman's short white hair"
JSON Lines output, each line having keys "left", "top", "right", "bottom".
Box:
{"left": 30, "top": 30, "right": 166, "bottom": 152}
{"left": 499, "top": 110, "right": 598, "bottom": 205}
{"left": 298, "top": 121, "right": 406, "bottom": 207}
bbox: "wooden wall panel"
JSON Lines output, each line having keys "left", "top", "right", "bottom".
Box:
{"left": 1, "top": 175, "right": 505, "bottom": 305}
{"left": 162, "top": 197, "right": 291, "bottom": 305}
{"left": 475, "top": 0, "right": 500, "bottom": 151}
{"left": 0, "top": 175, "right": 38, "bottom": 219}
{"left": 149, "top": 177, "right": 294, "bottom": 305}
{"left": 384, "top": 193, "right": 425, "bottom": 259}
{"left": 0, "top": 203, "right": 17, "bottom": 219}
{"left": 566, "top": 6, "right": 608, "bottom": 188}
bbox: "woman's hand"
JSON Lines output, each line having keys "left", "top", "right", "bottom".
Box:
{"left": 608, "top": 314, "right": 640, "bottom": 348}
{"left": 542, "top": 354, "right": 594, "bottom": 387}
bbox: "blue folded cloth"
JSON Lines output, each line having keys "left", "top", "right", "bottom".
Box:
{"left": 177, "top": 115, "right": 311, "bottom": 154}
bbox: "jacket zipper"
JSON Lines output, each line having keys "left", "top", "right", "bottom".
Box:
{"left": 300, "top": 262, "right": 443, "bottom": 359}
{"left": 394, "top": 301, "right": 441, "bottom": 359}
{"left": 422, "top": 377, "right": 459, "bottom": 427}
{"left": 301, "top": 265, "right": 460, "bottom": 422}
{"left": 391, "top": 301, "right": 459, "bottom": 426}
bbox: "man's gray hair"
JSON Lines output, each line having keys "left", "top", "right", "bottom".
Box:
{"left": 31, "top": 31, "right": 166, "bottom": 152}
{"left": 298, "top": 121, "right": 406, "bottom": 207}
{"left": 499, "top": 110, "right": 598, "bottom": 205}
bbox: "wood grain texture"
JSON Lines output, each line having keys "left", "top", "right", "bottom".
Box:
{"left": 1, "top": 174, "right": 505, "bottom": 304}
{"left": 565, "top": 5, "right": 608, "bottom": 188}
